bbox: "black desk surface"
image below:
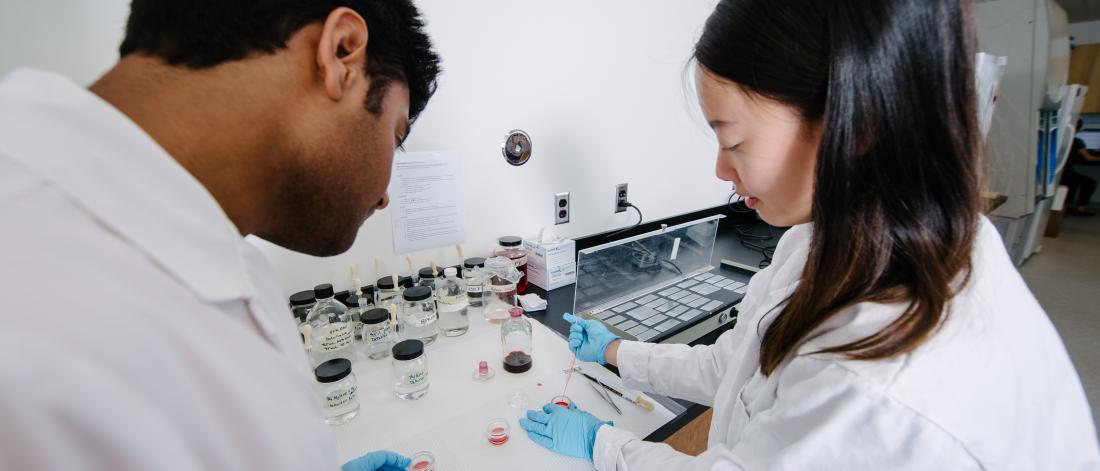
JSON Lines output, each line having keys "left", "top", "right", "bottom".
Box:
{"left": 523, "top": 210, "right": 786, "bottom": 441}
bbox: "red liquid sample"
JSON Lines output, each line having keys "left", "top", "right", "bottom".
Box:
{"left": 503, "top": 351, "right": 532, "bottom": 373}
{"left": 488, "top": 427, "right": 509, "bottom": 445}
{"left": 555, "top": 401, "right": 570, "bottom": 407}
{"left": 413, "top": 461, "right": 431, "bottom": 470}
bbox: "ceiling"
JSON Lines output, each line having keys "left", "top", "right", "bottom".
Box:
{"left": 1058, "top": 0, "right": 1100, "bottom": 23}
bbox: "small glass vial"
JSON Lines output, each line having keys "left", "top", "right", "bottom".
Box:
{"left": 289, "top": 290, "right": 316, "bottom": 324}
{"left": 501, "top": 307, "right": 533, "bottom": 374}
{"left": 463, "top": 257, "right": 487, "bottom": 308}
{"left": 435, "top": 267, "right": 469, "bottom": 337}
{"left": 304, "top": 284, "right": 355, "bottom": 366}
{"left": 417, "top": 266, "right": 440, "bottom": 288}
{"left": 361, "top": 308, "right": 396, "bottom": 360}
{"left": 374, "top": 275, "right": 412, "bottom": 309}
{"left": 392, "top": 340, "right": 430, "bottom": 400}
{"left": 400, "top": 286, "right": 439, "bottom": 346}
{"left": 314, "top": 358, "right": 359, "bottom": 425}
{"left": 484, "top": 257, "right": 518, "bottom": 324}
{"left": 494, "top": 236, "right": 529, "bottom": 294}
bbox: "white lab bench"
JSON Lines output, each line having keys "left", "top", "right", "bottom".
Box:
{"left": 329, "top": 310, "right": 677, "bottom": 471}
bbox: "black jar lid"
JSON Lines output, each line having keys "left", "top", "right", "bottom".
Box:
{"left": 313, "top": 284, "right": 335, "bottom": 299}
{"left": 314, "top": 358, "right": 353, "bottom": 383}
{"left": 463, "top": 257, "right": 486, "bottom": 269}
{"left": 403, "top": 285, "right": 432, "bottom": 301}
{"left": 392, "top": 339, "right": 424, "bottom": 361}
{"left": 289, "top": 290, "right": 315, "bottom": 306}
{"left": 376, "top": 276, "right": 413, "bottom": 290}
{"left": 362, "top": 308, "right": 391, "bottom": 325}
{"left": 498, "top": 236, "right": 523, "bottom": 247}
{"left": 418, "top": 267, "right": 439, "bottom": 279}
{"left": 340, "top": 294, "right": 363, "bottom": 308}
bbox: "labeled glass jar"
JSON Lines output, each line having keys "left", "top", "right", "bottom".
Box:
{"left": 361, "top": 307, "right": 396, "bottom": 360}
{"left": 400, "top": 286, "right": 439, "bottom": 346}
{"left": 501, "top": 307, "right": 533, "bottom": 374}
{"left": 392, "top": 339, "right": 430, "bottom": 400}
{"left": 289, "top": 290, "right": 316, "bottom": 324}
{"left": 484, "top": 257, "right": 520, "bottom": 324}
{"left": 315, "top": 358, "right": 359, "bottom": 425}
{"left": 374, "top": 275, "right": 413, "bottom": 310}
{"left": 341, "top": 293, "right": 374, "bottom": 341}
{"left": 463, "top": 257, "right": 487, "bottom": 308}
{"left": 304, "top": 284, "right": 355, "bottom": 366}
{"left": 435, "top": 267, "right": 469, "bottom": 337}
{"left": 494, "top": 236, "right": 529, "bottom": 294}
{"left": 417, "top": 267, "right": 440, "bottom": 288}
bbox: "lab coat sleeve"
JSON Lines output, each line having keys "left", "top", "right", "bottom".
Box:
{"left": 614, "top": 328, "right": 740, "bottom": 406}
{"left": 593, "top": 356, "right": 981, "bottom": 471}
{"left": 0, "top": 333, "right": 205, "bottom": 471}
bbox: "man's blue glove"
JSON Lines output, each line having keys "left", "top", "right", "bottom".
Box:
{"left": 563, "top": 313, "right": 620, "bottom": 364}
{"left": 342, "top": 450, "right": 411, "bottom": 471}
{"left": 519, "top": 402, "right": 613, "bottom": 461}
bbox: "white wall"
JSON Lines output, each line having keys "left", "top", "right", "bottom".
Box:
{"left": 0, "top": 0, "right": 730, "bottom": 297}
{"left": 0, "top": 0, "right": 129, "bottom": 85}
{"left": 1070, "top": 20, "right": 1100, "bottom": 45}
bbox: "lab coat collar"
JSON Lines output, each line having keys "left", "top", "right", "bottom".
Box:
{"left": 0, "top": 69, "right": 252, "bottom": 304}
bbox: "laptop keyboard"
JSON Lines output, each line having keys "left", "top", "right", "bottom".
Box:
{"left": 594, "top": 271, "right": 748, "bottom": 341}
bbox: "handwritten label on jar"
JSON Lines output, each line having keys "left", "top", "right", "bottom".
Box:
{"left": 325, "top": 386, "right": 358, "bottom": 409}
{"left": 407, "top": 369, "right": 428, "bottom": 386}
{"left": 510, "top": 255, "right": 528, "bottom": 267}
{"left": 412, "top": 314, "right": 437, "bottom": 327}
{"left": 467, "top": 285, "right": 484, "bottom": 294}
{"left": 367, "top": 325, "right": 392, "bottom": 343}
{"left": 318, "top": 322, "right": 353, "bottom": 352}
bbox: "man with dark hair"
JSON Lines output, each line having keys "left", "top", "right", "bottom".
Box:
{"left": 0, "top": 2, "right": 440, "bottom": 470}
{"left": 1064, "top": 119, "right": 1100, "bottom": 216}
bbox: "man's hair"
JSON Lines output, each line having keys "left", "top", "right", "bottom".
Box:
{"left": 120, "top": 1, "right": 441, "bottom": 125}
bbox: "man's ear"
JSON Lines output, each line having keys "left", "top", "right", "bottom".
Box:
{"left": 316, "top": 7, "right": 369, "bottom": 102}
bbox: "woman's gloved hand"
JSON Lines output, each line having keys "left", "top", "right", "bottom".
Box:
{"left": 342, "top": 450, "right": 411, "bottom": 471}
{"left": 519, "top": 402, "right": 613, "bottom": 461}
{"left": 563, "top": 313, "right": 620, "bottom": 364}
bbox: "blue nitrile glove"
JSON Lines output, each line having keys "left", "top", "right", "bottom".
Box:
{"left": 563, "top": 313, "right": 620, "bottom": 364}
{"left": 519, "top": 402, "right": 613, "bottom": 461}
{"left": 342, "top": 450, "right": 411, "bottom": 471}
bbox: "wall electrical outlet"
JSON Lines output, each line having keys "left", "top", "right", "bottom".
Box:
{"left": 555, "top": 192, "right": 570, "bottom": 225}
{"left": 615, "top": 183, "right": 629, "bottom": 213}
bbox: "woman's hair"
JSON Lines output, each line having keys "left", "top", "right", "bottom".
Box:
{"left": 695, "top": 0, "right": 981, "bottom": 375}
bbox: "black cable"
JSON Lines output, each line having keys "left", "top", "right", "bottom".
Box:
{"left": 607, "top": 202, "right": 643, "bottom": 238}
{"left": 727, "top": 192, "right": 776, "bottom": 268}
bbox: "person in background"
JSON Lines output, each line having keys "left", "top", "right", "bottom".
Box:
{"left": 1063, "top": 119, "right": 1100, "bottom": 216}
{"left": 0, "top": 1, "right": 439, "bottom": 470}
{"left": 521, "top": 0, "right": 1099, "bottom": 469}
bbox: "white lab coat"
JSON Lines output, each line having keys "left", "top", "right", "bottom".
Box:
{"left": 0, "top": 69, "right": 340, "bottom": 469}
{"left": 594, "top": 219, "right": 1100, "bottom": 470}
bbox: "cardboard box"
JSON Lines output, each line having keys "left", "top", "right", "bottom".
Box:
{"left": 524, "top": 238, "right": 577, "bottom": 290}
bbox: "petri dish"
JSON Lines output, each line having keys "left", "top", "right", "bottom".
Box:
{"left": 487, "top": 418, "right": 510, "bottom": 446}
{"left": 408, "top": 451, "right": 434, "bottom": 471}
{"left": 551, "top": 395, "right": 574, "bottom": 408}
{"left": 507, "top": 390, "right": 529, "bottom": 409}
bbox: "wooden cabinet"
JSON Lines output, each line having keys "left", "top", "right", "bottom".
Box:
{"left": 1070, "top": 44, "right": 1100, "bottom": 113}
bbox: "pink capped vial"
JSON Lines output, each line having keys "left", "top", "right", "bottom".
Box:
{"left": 473, "top": 360, "right": 495, "bottom": 381}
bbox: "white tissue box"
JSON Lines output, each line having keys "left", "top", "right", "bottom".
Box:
{"left": 523, "top": 238, "right": 577, "bottom": 290}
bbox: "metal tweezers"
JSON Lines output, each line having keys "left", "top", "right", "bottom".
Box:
{"left": 587, "top": 377, "right": 622, "bottom": 415}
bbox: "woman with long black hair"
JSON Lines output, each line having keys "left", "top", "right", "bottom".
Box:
{"left": 520, "top": 0, "right": 1099, "bottom": 468}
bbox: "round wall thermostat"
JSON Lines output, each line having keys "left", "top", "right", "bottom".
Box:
{"left": 502, "top": 130, "right": 532, "bottom": 166}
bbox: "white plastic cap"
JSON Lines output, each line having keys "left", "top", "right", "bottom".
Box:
{"left": 444, "top": 267, "right": 458, "bottom": 277}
